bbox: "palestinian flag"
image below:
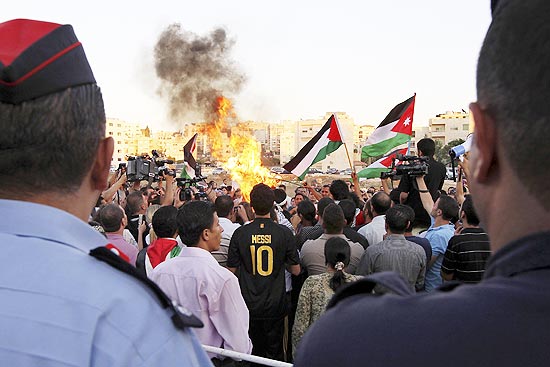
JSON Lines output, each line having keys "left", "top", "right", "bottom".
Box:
{"left": 361, "top": 95, "right": 415, "bottom": 160}
{"left": 180, "top": 133, "right": 198, "bottom": 179}
{"left": 357, "top": 147, "right": 408, "bottom": 179}
{"left": 283, "top": 114, "right": 345, "bottom": 180}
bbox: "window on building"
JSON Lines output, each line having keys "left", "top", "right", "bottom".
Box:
{"left": 108, "top": 123, "right": 113, "bottom": 126}
{"left": 451, "top": 127, "right": 458, "bottom": 131}
{"left": 109, "top": 132, "right": 113, "bottom": 135}
{"left": 463, "top": 124, "right": 469, "bottom": 130}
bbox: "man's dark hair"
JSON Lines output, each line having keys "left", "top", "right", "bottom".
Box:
{"left": 322, "top": 203, "right": 346, "bottom": 234}
{"left": 214, "top": 195, "right": 234, "bottom": 218}
{"left": 177, "top": 201, "right": 215, "bottom": 247}
{"left": 437, "top": 195, "right": 460, "bottom": 222}
{"left": 477, "top": 0, "right": 550, "bottom": 205}
{"left": 417, "top": 138, "right": 436, "bottom": 157}
{"left": 0, "top": 84, "right": 105, "bottom": 198}
{"left": 461, "top": 195, "right": 480, "bottom": 226}
{"left": 371, "top": 191, "right": 391, "bottom": 215}
{"left": 385, "top": 204, "right": 411, "bottom": 234}
{"left": 126, "top": 191, "right": 145, "bottom": 216}
{"left": 99, "top": 203, "right": 124, "bottom": 233}
{"left": 317, "top": 197, "right": 335, "bottom": 218}
{"left": 273, "top": 188, "right": 287, "bottom": 205}
{"left": 250, "top": 183, "right": 275, "bottom": 216}
{"left": 152, "top": 205, "right": 178, "bottom": 238}
{"left": 297, "top": 200, "right": 316, "bottom": 222}
{"left": 330, "top": 180, "right": 350, "bottom": 201}
{"left": 400, "top": 204, "right": 416, "bottom": 233}
{"left": 324, "top": 237, "right": 351, "bottom": 292}
{"left": 338, "top": 199, "right": 356, "bottom": 226}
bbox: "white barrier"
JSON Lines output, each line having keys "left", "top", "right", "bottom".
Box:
{"left": 202, "top": 345, "right": 293, "bottom": 367}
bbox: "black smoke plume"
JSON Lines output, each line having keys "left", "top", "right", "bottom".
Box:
{"left": 154, "top": 24, "right": 246, "bottom": 121}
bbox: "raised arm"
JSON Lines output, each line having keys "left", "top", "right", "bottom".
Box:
{"left": 415, "top": 176, "right": 434, "bottom": 216}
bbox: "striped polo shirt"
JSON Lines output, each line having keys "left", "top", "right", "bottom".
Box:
{"left": 441, "top": 227, "right": 491, "bottom": 283}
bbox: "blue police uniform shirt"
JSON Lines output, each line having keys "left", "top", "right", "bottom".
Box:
{"left": 293, "top": 230, "right": 550, "bottom": 367}
{"left": 0, "top": 199, "right": 213, "bottom": 366}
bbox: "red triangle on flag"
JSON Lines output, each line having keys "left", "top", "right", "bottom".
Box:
{"left": 391, "top": 96, "right": 415, "bottom": 136}
{"left": 327, "top": 115, "right": 343, "bottom": 142}
{"left": 380, "top": 148, "right": 408, "bottom": 167}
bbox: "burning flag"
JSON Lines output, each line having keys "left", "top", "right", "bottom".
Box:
{"left": 181, "top": 133, "right": 198, "bottom": 179}
{"left": 154, "top": 25, "right": 279, "bottom": 199}
{"left": 207, "top": 97, "right": 279, "bottom": 200}
{"left": 283, "top": 114, "right": 345, "bottom": 180}
{"left": 361, "top": 95, "right": 415, "bottom": 160}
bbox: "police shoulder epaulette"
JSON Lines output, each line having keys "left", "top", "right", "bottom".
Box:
{"left": 89, "top": 245, "right": 203, "bottom": 330}
{"left": 327, "top": 271, "right": 414, "bottom": 309}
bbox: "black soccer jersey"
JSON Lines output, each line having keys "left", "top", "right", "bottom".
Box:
{"left": 227, "top": 218, "right": 299, "bottom": 319}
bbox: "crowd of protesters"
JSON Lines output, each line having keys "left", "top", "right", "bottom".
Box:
{"left": 86, "top": 136, "right": 492, "bottom": 365}
{"left": 6, "top": 2, "right": 550, "bottom": 365}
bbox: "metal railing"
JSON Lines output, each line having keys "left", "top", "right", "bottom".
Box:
{"left": 202, "top": 345, "right": 293, "bottom": 367}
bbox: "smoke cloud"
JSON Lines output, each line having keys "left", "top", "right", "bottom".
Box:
{"left": 154, "top": 24, "right": 246, "bottom": 122}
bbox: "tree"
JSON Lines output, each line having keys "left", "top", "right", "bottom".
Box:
{"left": 435, "top": 138, "right": 465, "bottom": 165}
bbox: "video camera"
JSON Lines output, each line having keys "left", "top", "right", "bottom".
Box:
{"left": 176, "top": 176, "right": 209, "bottom": 201}
{"left": 380, "top": 154, "right": 429, "bottom": 179}
{"left": 126, "top": 150, "right": 175, "bottom": 182}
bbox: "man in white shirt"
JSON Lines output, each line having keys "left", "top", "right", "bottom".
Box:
{"left": 358, "top": 192, "right": 392, "bottom": 246}
{"left": 151, "top": 200, "right": 252, "bottom": 363}
{"left": 213, "top": 195, "right": 249, "bottom": 267}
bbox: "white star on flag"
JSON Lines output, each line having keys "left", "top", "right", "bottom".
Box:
{"left": 403, "top": 117, "right": 411, "bottom": 126}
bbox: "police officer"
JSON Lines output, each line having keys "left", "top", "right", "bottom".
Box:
{"left": 0, "top": 19, "right": 211, "bottom": 366}
{"left": 294, "top": 1, "right": 550, "bottom": 366}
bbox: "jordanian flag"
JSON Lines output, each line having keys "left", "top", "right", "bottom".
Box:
{"left": 357, "top": 147, "right": 409, "bottom": 178}
{"left": 180, "top": 133, "right": 198, "bottom": 179}
{"left": 361, "top": 95, "right": 415, "bottom": 160}
{"left": 283, "top": 114, "right": 344, "bottom": 180}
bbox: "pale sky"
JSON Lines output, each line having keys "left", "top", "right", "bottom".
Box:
{"left": 4, "top": 0, "right": 492, "bottom": 130}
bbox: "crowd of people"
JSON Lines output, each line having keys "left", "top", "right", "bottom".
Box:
{"left": 83, "top": 132, "right": 492, "bottom": 365}
{"left": 3, "top": 1, "right": 550, "bottom": 365}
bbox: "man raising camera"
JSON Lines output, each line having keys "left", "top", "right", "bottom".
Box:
{"left": 398, "top": 138, "right": 446, "bottom": 232}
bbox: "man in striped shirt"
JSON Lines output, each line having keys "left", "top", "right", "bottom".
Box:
{"left": 441, "top": 195, "right": 491, "bottom": 283}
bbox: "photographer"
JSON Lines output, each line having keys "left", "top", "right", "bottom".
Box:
{"left": 398, "top": 138, "right": 446, "bottom": 231}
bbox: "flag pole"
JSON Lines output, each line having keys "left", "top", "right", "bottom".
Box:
{"left": 343, "top": 142, "right": 355, "bottom": 172}
{"left": 333, "top": 113, "right": 355, "bottom": 173}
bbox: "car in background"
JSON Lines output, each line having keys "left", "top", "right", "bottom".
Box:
{"left": 212, "top": 167, "right": 227, "bottom": 175}
{"left": 446, "top": 166, "right": 458, "bottom": 180}
{"left": 307, "top": 168, "right": 324, "bottom": 174}
{"left": 340, "top": 168, "right": 353, "bottom": 175}
{"left": 270, "top": 167, "right": 290, "bottom": 174}
{"left": 325, "top": 168, "right": 340, "bottom": 175}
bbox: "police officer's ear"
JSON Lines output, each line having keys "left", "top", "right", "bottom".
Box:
{"left": 468, "top": 102, "right": 498, "bottom": 184}
{"left": 90, "top": 137, "right": 115, "bottom": 192}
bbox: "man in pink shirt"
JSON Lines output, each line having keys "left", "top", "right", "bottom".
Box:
{"left": 99, "top": 203, "right": 138, "bottom": 265}
{"left": 151, "top": 200, "right": 252, "bottom": 364}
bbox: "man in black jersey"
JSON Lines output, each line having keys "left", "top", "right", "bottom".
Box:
{"left": 228, "top": 183, "right": 301, "bottom": 363}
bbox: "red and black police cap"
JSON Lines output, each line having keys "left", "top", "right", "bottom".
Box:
{"left": 0, "top": 18, "right": 96, "bottom": 104}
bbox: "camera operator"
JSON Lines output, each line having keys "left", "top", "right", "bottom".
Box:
{"left": 398, "top": 138, "right": 446, "bottom": 232}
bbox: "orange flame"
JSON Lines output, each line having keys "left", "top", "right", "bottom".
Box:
{"left": 204, "top": 96, "right": 279, "bottom": 201}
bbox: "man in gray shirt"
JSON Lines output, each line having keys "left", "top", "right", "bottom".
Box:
{"left": 357, "top": 204, "right": 426, "bottom": 293}
{"left": 301, "top": 203, "right": 364, "bottom": 275}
